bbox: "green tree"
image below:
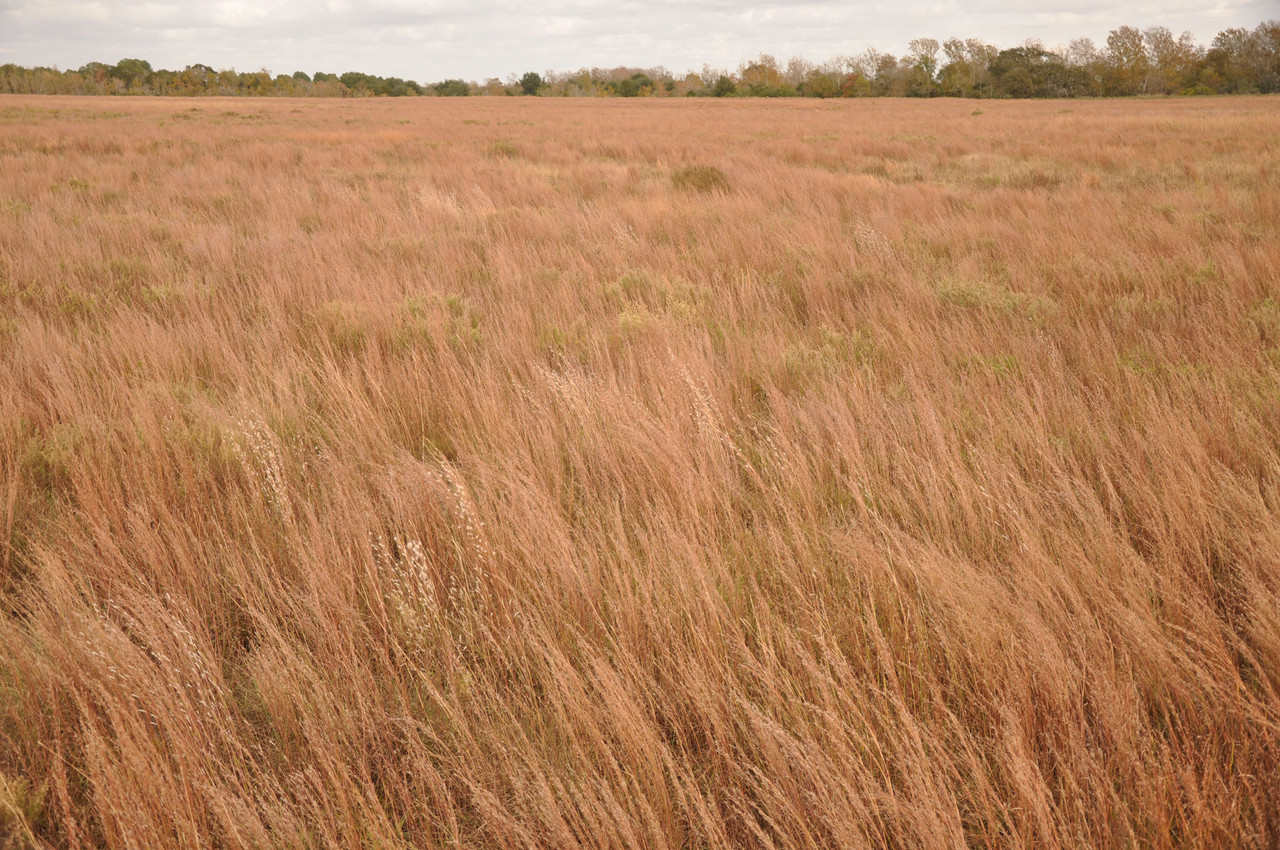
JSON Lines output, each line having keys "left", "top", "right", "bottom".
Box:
{"left": 434, "top": 79, "right": 471, "bottom": 96}
{"left": 78, "top": 62, "right": 112, "bottom": 84}
{"left": 519, "top": 72, "right": 544, "bottom": 95}
{"left": 799, "top": 68, "right": 840, "bottom": 98}
{"left": 112, "top": 58, "right": 153, "bottom": 89}
{"left": 991, "top": 46, "right": 1091, "bottom": 97}
{"left": 340, "top": 71, "right": 373, "bottom": 93}
{"left": 216, "top": 68, "right": 239, "bottom": 94}
{"left": 609, "top": 73, "right": 653, "bottom": 97}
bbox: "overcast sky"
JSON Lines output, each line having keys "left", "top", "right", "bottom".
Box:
{"left": 0, "top": 1, "right": 1272, "bottom": 82}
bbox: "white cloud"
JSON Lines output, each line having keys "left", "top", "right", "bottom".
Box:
{"left": 0, "top": 0, "right": 1269, "bottom": 81}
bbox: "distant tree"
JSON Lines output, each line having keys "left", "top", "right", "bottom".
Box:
{"left": 609, "top": 72, "right": 653, "bottom": 97}
{"left": 340, "top": 71, "right": 370, "bottom": 92}
{"left": 242, "top": 69, "right": 273, "bottom": 93}
{"left": 210, "top": 69, "right": 233, "bottom": 94}
{"left": 783, "top": 56, "right": 813, "bottom": 89}
{"left": 1206, "top": 22, "right": 1280, "bottom": 93}
{"left": 1105, "top": 25, "right": 1150, "bottom": 94}
{"left": 1066, "top": 37, "right": 1099, "bottom": 68}
{"left": 434, "top": 78, "right": 471, "bottom": 96}
{"left": 1062, "top": 38, "right": 1104, "bottom": 94}
{"left": 989, "top": 46, "right": 1089, "bottom": 97}
{"left": 712, "top": 74, "right": 737, "bottom": 97}
{"left": 867, "top": 50, "right": 905, "bottom": 96}
{"left": 112, "top": 58, "right": 153, "bottom": 89}
{"left": 991, "top": 53, "right": 1035, "bottom": 97}
{"left": 1260, "top": 20, "right": 1280, "bottom": 92}
{"left": 839, "top": 72, "right": 871, "bottom": 97}
{"left": 519, "top": 72, "right": 545, "bottom": 95}
{"left": 939, "top": 37, "right": 997, "bottom": 96}
{"left": 77, "top": 61, "right": 112, "bottom": 83}
{"left": 4, "top": 21, "right": 1278, "bottom": 101}
{"left": 799, "top": 68, "right": 840, "bottom": 98}
{"left": 938, "top": 38, "right": 970, "bottom": 95}
{"left": 1139, "top": 27, "right": 1202, "bottom": 94}
{"left": 906, "top": 38, "right": 940, "bottom": 96}
{"left": 739, "top": 54, "right": 793, "bottom": 96}
{"left": 380, "top": 77, "right": 421, "bottom": 96}
{"left": 178, "top": 64, "right": 214, "bottom": 93}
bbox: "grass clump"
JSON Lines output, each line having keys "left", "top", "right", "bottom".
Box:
{"left": 937, "top": 277, "right": 1057, "bottom": 320}
{"left": 671, "top": 164, "right": 730, "bottom": 193}
{"left": 487, "top": 140, "right": 519, "bottom": 159}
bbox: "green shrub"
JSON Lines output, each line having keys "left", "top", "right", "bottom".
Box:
{"left": 434, "top": 79, "right": 470, "bottom": 97}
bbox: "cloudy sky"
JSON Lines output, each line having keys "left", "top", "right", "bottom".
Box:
{"left": 0, "top": 1, "right": 1271, "bottom": 82}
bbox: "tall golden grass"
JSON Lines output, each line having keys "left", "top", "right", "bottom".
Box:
{"left": 1, "top": 93, "right": 1279, "bottom": 848}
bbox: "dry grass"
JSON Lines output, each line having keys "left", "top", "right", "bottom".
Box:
{"left": 1, "top": 94, "right": 1279, "bottom": 848}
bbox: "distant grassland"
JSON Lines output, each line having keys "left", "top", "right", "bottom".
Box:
{"left": 1, "top": 94, "right": 1279, "bottom": 848}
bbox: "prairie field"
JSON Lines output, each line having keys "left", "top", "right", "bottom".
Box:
{"left": 2, "top": 94, "right": 1280, "bottom": 848}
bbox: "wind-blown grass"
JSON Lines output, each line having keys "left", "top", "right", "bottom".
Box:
{"left": 1, "top": 94, "right": 1279, "bottom": 848}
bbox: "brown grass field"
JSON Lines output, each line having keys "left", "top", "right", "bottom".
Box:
{"left": 1, "top": 93, "right": 1279, "bottom": 848}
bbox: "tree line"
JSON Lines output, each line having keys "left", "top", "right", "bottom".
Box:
{"left": 2, "top": 22, "right": 1277, "bottom": 99}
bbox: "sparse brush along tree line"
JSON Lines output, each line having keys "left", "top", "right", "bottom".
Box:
{"left": 2, "top": 22, "right": 1278, "bottom": 98}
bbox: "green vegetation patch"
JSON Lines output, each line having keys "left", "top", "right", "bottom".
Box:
{"left": 936, "top": 277, "right": 1057, "bottom": 321}
{"left": 487, "top": 140, "right": 520, "bottom": 159}
{"left": 671, "top": 165, "right": 730, "bottom": 194}
{"left": 1, "top": 197, "right": 31, "bottom": 217}
{"left": 20, "top": 422, "right": 83, "bottom": 499}
{"left": 1249, "top": 296, "right": 1280, "bottom": 346}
